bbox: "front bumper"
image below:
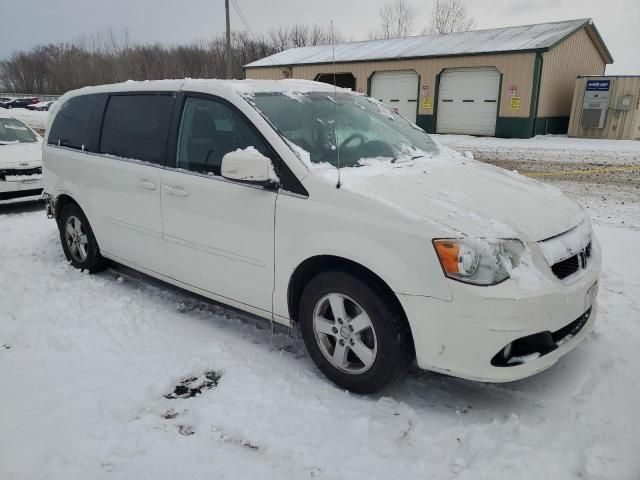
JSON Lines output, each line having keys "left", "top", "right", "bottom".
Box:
{"left": 0, "top": 176, "right": 43, "bottom": 203}
{"left": 399, "top": 247, "right": 600, "bottom": 383}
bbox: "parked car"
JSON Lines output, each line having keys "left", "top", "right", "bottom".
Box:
{"left": 42, "top": 80, "right": 600, "bottom": 393}
{"left": 0, "top": 116, "right": 43, "bottom": 204}
{"left": 1, "top": 97, "right": 39, "bottom": 109}
{"left": 0, "top": 97, "right": 15, "bottom": 103}
{"left": 26, "top": 100, "right": 55, "bottom": 111}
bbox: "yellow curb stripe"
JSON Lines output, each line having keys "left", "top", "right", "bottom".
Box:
{"left": 522, "top": 165, "right": 640, "bottom": 177}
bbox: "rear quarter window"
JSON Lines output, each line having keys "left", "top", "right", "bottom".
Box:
{"left": 100, "top": 94, "right": 175, "bottom": 164}
{"left": 47, "top": 94, "right": 108, "bottom": 151}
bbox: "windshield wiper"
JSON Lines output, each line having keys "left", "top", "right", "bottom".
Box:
{"left": 390, "top": 155, "right": 424, "bottom": 164}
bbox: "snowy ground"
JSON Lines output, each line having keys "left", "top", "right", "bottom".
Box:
{"left": 1, "top": 129, "right": 639, "bottom": 478}
{"left": 436, "top": 134, "right": 640, "bottom": 231}
{"left": 1, "top": 203, "right": 640, "bottom": 478}
{"left": 433, "top": 134, "right": 640, "bottom": 164}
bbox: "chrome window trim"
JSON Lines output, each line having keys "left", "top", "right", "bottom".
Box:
{"left": 46, "top": 144, "right": 166, "bottom": 170}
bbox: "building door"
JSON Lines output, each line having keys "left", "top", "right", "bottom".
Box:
{"left": 370, "top": 70, "right": 419, "bottom": 123}
{"left": 436, "top": 68, "right": 500, "bottom": 136}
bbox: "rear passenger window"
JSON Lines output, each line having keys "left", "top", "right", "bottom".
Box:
{"left": 100, "top": 94, "right": 174, "bottom": 164}
{"left": 176, "top": 96, "right": 270, "bottom": 176}
{"left": 48, "top": 94, "right": 107, "bottom": 151}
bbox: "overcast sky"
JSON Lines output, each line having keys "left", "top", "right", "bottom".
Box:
{"left": 1, "top": 0, "right": 637, "bottom": 74}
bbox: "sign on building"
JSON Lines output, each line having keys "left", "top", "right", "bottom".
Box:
{"left": 581, "top": 80, "right": 611, "bottom": 128}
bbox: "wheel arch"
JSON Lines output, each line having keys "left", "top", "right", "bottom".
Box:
{"left": 53, "top": 193, "right": 81, "bottom": 222}
{"left": 287, "top": 255, "right": 415, "bottom": 356}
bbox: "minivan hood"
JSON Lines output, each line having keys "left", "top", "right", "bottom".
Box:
{"left": 0, "top": 141, "right": 42, "bottom": 170}
{"left": 334, "top": 153, "right": 585, "bottom": 242}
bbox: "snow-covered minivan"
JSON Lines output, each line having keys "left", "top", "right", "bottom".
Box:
{"left": 42, "top": 80, "right": 600, "bottom": 393}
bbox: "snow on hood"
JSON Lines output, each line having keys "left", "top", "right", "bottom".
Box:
{"left": 311, "top": 145, "right": 585, "bottom": 243}
{"left": 0, "top": 140, "right": 42, "bottom": 169}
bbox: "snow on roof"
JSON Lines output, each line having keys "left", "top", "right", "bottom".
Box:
{"left": 181, "top": 78, "right": 342, "bottom": 94}
{"left": 59, "top": 79, "right": 346, "bottom": 104}
{"left": 246, "top": 19, "right": 602, "bottom": 68}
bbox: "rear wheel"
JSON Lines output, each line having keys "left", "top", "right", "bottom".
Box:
{"left": 299, "top": 271, "right": 412, "bottom": 394}
{"left": 58, "top": 203, "right": 106, "bottom": 273}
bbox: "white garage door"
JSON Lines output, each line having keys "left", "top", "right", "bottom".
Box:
{"left": 436, "top": 68, "right": 500, "bottom": 136}
{"left": 371, "top": 70, "right": 419, "bottom": 123}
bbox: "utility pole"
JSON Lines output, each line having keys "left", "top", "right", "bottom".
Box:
{"left": 225, "top": 0, "right": 232, "bottom": 79}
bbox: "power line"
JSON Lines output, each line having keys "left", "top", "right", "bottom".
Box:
{"left": 229, "top": 0, "right": 281, "bottom": 68}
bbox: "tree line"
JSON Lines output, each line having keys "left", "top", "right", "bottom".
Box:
{"left": 0, "top": 24, "right": 341, "bottom": 95}
{"left": 0, "top": 0, "right": 475, "bottom": 95}
{"left": 370, "top": 0, "right": 475, "bottom": 39}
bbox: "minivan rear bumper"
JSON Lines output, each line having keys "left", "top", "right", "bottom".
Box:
{"left": 398, "top": 266, "right": 599, "bottom": 383}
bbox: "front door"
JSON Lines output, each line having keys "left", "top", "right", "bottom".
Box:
{"left": 161, "top": 94, "right": 277, "bottom": 314}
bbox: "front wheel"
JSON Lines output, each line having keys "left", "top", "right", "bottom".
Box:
{"left": 57, "top": 203, "right": 106, "bottom": 273}
{"left": 299, "top": 271, "right": 412, "bottom": 394}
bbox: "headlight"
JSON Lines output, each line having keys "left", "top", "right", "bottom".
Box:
{"left": 433, "top": 238, "right": 525, "bottom": 286}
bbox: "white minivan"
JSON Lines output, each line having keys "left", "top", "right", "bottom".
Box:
{"left": 43, "top": 79, "right": 600, "bottom": 393}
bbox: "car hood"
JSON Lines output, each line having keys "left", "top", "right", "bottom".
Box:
{"left": 0, "top": 141, "right": 42, "bottom": 170}
{"left": 334, "top": 152, "right": 585, "bottom": 242}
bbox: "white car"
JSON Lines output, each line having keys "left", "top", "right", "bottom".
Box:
{"left": 42, "top": 80, "right": 600, "bottom": 393}
{"left": 0, "top": 116, "right": 43, "bottom": 204}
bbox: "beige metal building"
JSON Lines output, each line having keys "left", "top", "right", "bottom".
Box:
{"left": 245, "top": 19, "right": 612, "bottom": 138}
{"left": 568, "top": 76, "right": 640, "bottom": 140}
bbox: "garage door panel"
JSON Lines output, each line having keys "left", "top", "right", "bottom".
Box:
{"left": 371, "top": 70, "right": 419, "bottom": 123}
{"left": 437, "top": 68, "right": 500, "bottom": 136}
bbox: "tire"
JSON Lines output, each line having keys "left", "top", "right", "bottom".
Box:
{"left": 299, "top": 271, "right": 412, "bottom": 394}
{"left": 57, "top": 203, "right": 106, "bottom": 273}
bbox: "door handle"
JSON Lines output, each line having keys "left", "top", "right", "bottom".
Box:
{"left": 165, "top": 185, "right": 189, "bottom": 197}
{"left": 136, "top": 178, "right": 157, "bottom": 190}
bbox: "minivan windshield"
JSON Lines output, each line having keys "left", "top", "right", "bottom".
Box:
{"left": 0, "top": 118, "right": 38, "bottom": 144}
{"left": 251, "top": 92, "right": 438, "bottom": 167}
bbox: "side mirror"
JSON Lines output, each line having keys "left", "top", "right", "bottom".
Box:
{"left": 221, "top": 148, "right": 278, "bottom": 186}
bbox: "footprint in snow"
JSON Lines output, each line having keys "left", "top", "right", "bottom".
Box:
{"left": 162, "top": 409, "right": 181, "bottom": 419}
{"left": 177, "top": 425, "right": 195, "bottom": 436}
{"left": 164, "top": 370, "right": 222, "bottom": 399}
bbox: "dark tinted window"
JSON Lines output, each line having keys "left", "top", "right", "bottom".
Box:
{"left": 100, "top": 94, "right": 174, "bottom": 164}
{"left": 48, "top": 94, "right": 107, "bottom": 151}
{"left": 176, "top": 96, "right": 269, "bottom": 175}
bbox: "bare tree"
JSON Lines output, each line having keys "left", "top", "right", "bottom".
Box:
{"left": 369, "top": 0, "right": 416, "bottom": 39}
{"left": 428, "top": 0, "right": 476, "bottom": 34}
{"left": 269, "top": 26, "right": 291, "bottom": 51}
{"left": 269, "top": 24, "right": 342, "bottom": 50}
{"left": 0, "top": 23, "right": 341, "bottom": 95}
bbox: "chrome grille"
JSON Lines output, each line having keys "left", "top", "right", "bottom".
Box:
{"left": 0, "top": 167, "right": 42, "bottom": 180}
{"left": 551, "top": 242, "right": 591, "bottom": 280}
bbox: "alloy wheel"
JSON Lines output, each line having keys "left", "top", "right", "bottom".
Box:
{"left": 312, "top": 293, "right": 378, "bottom": 374}
{"left": 64, "top": 215, "right": 89, "bottom": 263}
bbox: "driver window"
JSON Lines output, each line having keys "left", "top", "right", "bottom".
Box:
{"left": 176, "top": 97, "right": 269, "bottom": 176}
